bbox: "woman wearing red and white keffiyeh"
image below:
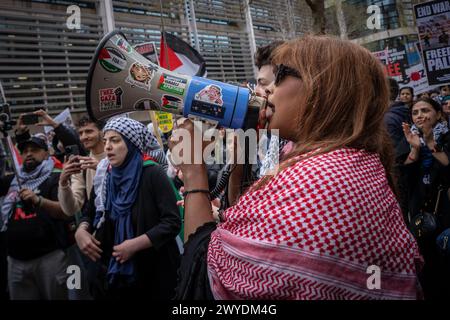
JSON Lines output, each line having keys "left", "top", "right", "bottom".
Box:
{"left": 170, "top": 35, "right": 423, "bottom": 300}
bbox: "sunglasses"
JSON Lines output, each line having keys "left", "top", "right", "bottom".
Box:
{"left": 274, "top": 64, "right": 301, "bottom": 86}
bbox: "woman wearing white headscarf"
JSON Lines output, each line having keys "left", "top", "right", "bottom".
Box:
{"left": 75, "top": 117, "right": 181, "bottom": 299}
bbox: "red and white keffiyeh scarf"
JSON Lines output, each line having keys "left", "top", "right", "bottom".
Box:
{"left": 207, "top": 148, "right": 422, "bottom": 300}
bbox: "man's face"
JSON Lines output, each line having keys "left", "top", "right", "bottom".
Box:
{"left": 21, "top": 145, "right": 48, "bottom": 172}
{"left": 78, "top": 122, "right": 102, "bottom": 151}
{"left": 255, "top": 64, "right": 275, "bottom": 97}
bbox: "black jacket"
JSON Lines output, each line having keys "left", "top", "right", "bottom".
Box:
{"left": 384, "top": 101, "right": 411, "bottom": 160}
{"left": 0, "top": 171, "right": 69, "bottom": 260}
{"left": 400, "top": 132, "right": 450, "bottom": 299}
{"left": 82, "top": 163, "right": 181, "bottom": 299}
{"left": 401, "top": 131, "right": 450, "bottom": 228}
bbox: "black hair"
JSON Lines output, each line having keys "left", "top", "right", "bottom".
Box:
{"left": 412, "top": 97, "right": 442, "bottom": 113}
{"left": 388, "top": 78, "right": 399, "bottom": 101}
{"left": 254, "top": 41, "right": 285, "bottom": 69}
{"left": 400, "top": 86, "right": 414, "bottom": 96}
{"left": 77, "top": 115, "right": 105, "bottom": 131}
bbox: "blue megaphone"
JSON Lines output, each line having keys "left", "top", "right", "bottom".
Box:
{"left": 86, "top": 31, "right": 265, "bottom": 129}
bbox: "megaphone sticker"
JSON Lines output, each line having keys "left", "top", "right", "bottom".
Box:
{"left": 185, "top": 81, "right": 232, "bottom": 121}
{"left": 194, "top": 84, "right": 224, "bottom": 106}
{"left": 99, "top": 87, "right": 123, "bottom": 112}
{"left": 133, "top": 98, "right": 160, "bottom": 111}
{"left": 99, "top": 47, "right": 127, "bottom": 73}
{"left": 161, "top": 94, "right": 183, "bottom": 114}
{"left": 125, "top": 62, "right": 155, "bottom": 91}
{"left": 116, "top": 37, "right": 133, "bottom": 54}
{"left": 134, "top": 42, "right": 159, "bottom": 65}
{"left": 158, "top": 73, "right": 188, "bottom": 96}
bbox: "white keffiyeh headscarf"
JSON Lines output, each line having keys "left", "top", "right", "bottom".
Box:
{"left": 410, "top": 120, "right": 449, "bottom": 147}
{"left": 1, "top": 157, "right": 54, "bottom": 231}
{"left": 93, "top": 117, "right": 167, "bottom": 229}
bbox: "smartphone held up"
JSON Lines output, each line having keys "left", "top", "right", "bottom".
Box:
{"left": 21, "top": 113, "right": 40, "bottom": 125}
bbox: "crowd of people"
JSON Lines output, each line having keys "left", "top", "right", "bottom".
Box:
{"left": 1, "top": 34, "right": 450, "bottom": 300}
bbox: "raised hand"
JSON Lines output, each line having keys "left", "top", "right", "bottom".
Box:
{"left": 16, "top": 114, "right": 28, "bottom": 134}
{"left": 402, "top": 122, "right": 421, "bottom": 150}
{"left": 34, "top": 109, "right": 59, "bottom": 128}
{"left": 59, "top": 155, "right": 82, "bottom": 186}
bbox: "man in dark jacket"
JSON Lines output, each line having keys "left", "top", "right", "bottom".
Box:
{"left": 384, "top": 78, "right": 411, "bottom": 160}
{"left": 0, "top": 116, "right": 70, "bottom": 300}
{"left": 384, "top": 78, "right": 412, "bottom": 222}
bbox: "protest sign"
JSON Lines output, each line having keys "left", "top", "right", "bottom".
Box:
{"left": 156, "top": 111, "right": 173, "bottom": 133}
{"left": 373, "top": 41, "right": 430, "bottom": 94}
{"left": 133, "top": 42, "right": 160, "bottom": 65}
{"left": 44, "top": 108, "right": 74, "bottom": 134}
{"left": 414, "top": 0, "right": 450, "bottom": 85}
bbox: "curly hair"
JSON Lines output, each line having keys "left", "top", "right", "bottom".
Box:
{"left": 77, "top": 115, "right": 105, "bottom": 130}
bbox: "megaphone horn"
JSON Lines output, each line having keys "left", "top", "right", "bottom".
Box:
{"left": 86, "top": 31, "right": 264, "bottom": 129}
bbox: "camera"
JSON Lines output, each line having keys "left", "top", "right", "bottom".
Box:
{"left": 0, "top": 104, "right": 15, "bottom": 133}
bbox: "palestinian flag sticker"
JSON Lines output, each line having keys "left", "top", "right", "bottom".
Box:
{"left": 99, "top": 47, "right": 127, "bottom": 73}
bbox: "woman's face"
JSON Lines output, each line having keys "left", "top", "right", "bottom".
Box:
{"left": 265, "top": 73, "right": 303, "bottom": 141}
{"left": 400, "top": 89, "right": 413, "bottom": 104}
{"left": 411, "top": 101, "right": 440, "bottom": 130}
{"left": 132, "top": 65, "right": 149, "bottom": 82}
{"left": 104, "top": 130, "right": 128, "bottom": 167}
{"left": 442, "top": 100, "right": 450, "bottom": 116}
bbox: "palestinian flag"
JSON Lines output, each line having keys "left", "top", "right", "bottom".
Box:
{"left": 159, "top": 32, "right": 206, "bottom": 77}
{"left": 6, "top": 136, "right": 22, "bottom": 168}
{"left": 51, "top": 156, "right": 63, "bottom": 170}
{"left": 98, "top": 47, "right": 127, "bottom": 73}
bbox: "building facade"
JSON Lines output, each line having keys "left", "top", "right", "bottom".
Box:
{"left": 0, "top": 0, "right": 313, "bottom": 117}
{"left": 324, "top": 0, "right": 434, "bottom": 92}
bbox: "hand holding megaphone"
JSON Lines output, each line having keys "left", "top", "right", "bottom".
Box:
{"left": 168, "top": 117, "right": 205, "bottom": 168}
{"left": 86, "top": 31, "right": 266, "bottom": 130}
